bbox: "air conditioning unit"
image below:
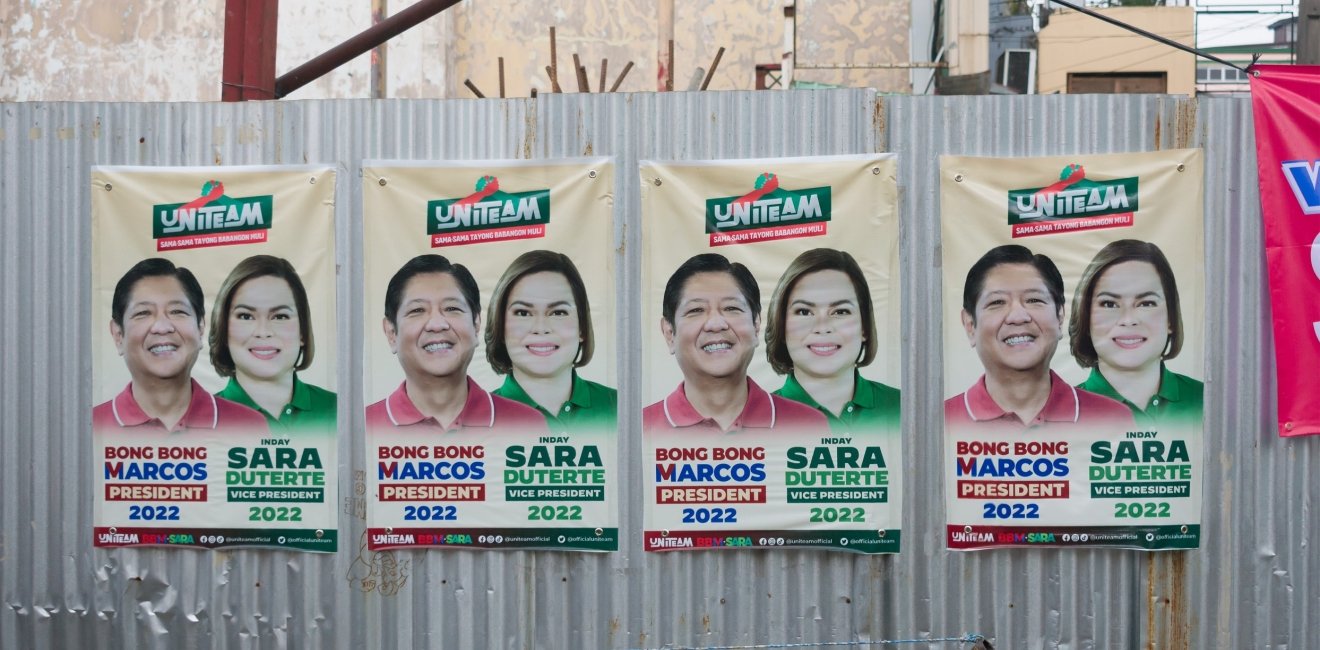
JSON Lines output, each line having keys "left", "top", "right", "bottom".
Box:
{"left": 996, "top": 49, "right": 1037, "bottom": 94}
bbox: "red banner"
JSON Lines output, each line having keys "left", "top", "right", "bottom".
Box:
{"left": 1250, "top": 65, "right": 1320, "bottom": 437}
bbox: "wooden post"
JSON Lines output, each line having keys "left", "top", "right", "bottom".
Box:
{"left": 667, "top": 39, "right": 675, "bottom": 91}
{"left": 573, "top": 53, "right": 590, "bottom": 92}
{"left": 609, "top": 61, "right": 635, "bottom": 92}
{"left": 700, "top": 46, "right": 725, "bottom": 90}
{"left": 549, "top": 27, "right": 563, "bottom": 92}
{"left": 657, "top": 0, "right": 673, "bottom": 91}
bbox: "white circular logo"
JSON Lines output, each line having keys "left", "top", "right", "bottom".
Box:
{"left": 558, "top": 535, "right": 566, "bottom": 544}
{"left": 278, "top": 536, "right": 286, "bottom": 545}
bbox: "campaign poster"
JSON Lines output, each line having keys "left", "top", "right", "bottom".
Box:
{"left": 91, "top": 165, "right": 338, "bottom": 552}
{"left": 940, "top": 150, "right": 1204, "bottom": 550}
{"left": 1249, "top": 64, "right": 1320, "bottom": 437}
{"left": 362, "top": 158, "right": 618, "bottom": 552}
{"left": 639, "top": 154, "right": 902, "bottom": 554}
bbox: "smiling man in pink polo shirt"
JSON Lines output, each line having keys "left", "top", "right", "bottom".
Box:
{"left": 93, "top": 258, "right": 268, "bottom": 434}
{"left": 945, "top": 245, "right": 1132, "bottom": 433}
{"left": 366, "top": 254, "right": 547, "bottom": 434}
{"left": 644, "top": 254, "right": 826, "bottom": 434}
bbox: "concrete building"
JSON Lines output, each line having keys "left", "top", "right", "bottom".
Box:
{"left": 0, "top": 0, "right": 919, "bottom": 101}
{"left": 1036, "top": 5, "right": 1195, "bottom": 95}
{"left": 1196, "top": 17, "right": 1296, "bottom": 96}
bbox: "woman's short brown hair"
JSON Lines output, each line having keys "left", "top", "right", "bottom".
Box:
{"left": 209, "top": 255, "right": 315, "bottom": 377}
{"left": 764, "top": 248, "right": 877, "bottom": 375}
{"left": 484, "top": 250, "right": 594, "bottom": 375}
{"left": 1068, "top": 239, "right": 1183, "bottom": 368}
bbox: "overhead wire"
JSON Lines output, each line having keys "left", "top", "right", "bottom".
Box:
{"left": 1046, "top": 0, "right": 1251, "bottom": 70}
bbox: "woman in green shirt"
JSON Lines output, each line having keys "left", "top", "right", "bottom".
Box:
{"left": 209, "top": 255, "right": 337, "bottom": 433}
{"left": 1068, "top": 240, "right": 1203, "bottom": 426}
{"left": 485, "top": 250, "right": 617, "bottom": 431}
{"left": 765, "top": 248, "right": 900, "bottom": 434}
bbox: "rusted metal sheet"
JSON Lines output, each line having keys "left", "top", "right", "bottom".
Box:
{"left": 0, "top": 93, "right": 1314, "bottom": 650}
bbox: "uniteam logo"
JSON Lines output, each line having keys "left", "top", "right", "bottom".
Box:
{"left": 648, "top": 535, "right": 695, "bottom": 548}
{"left": 152, "top": 180, "right": 274, "bottom": 251}
{"left": 371, "top": 533, "right": 416, "bottom": 546}
{"left": 1281, "top": 159, "right": 1320, "bottom": 215}
{"left": 97, "top": 532, "right": 140, "bottom": 544}
{"left": 703, "top": 173, "right": 832, "bottom": 246}
{"left": 950, "top": 530, "right": 994, "bottom": 544}
{"left": 427, "top": 175, "right": 551, "bottom": 247}
{"left": 1005, "top": 164, "right": 1139, "bottom": 238}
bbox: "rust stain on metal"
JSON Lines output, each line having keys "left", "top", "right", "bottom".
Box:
{"left": 238, "top": 125, "right": 259, "bottom": 145}
{"left": 1145, "top": 552, "right": 1191, "bottom": 649}
{"left": 583, "top": 142, "right": 593, "bottom": 155}
{"left": 523, "top": 105, "right": 537, "bottom": 159}
{"left": 873, "top": 99, "right": 887, "bottom": 151}
{"left": 1169, "top": 552, "right": 1190, "bottom": 650}
{"left": 701, "top": 613, "right": 711, "bottom": 633}
{"left": 1175, "top": 98, "right": 1198, "bottom": 149}
{"left": 29, "top": 127, "right": 42, "bottom": 140}
{"left": 1153, "top": 118, "right": 1162, "bottom": 151}
{"left": 1145, "top": 554, "right": 1156, "bottom": 648}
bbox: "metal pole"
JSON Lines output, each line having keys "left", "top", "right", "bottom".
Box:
{"left": 783, "top": 0, "right": 795, "bottom": 88}
{"left": 370, "top": 0, "right": 388, "bottom": 98}
{"left": 222, "top": 0, "right": 279, "bottom": 100}
{"left": 1300, "top": 0, "right": 1320, "bottom": 64}
{"left": 658, "top": 0, "right": 673, "bottom": 90}
{"left": 274, "top": 0, "right": 464, "bottom": 98}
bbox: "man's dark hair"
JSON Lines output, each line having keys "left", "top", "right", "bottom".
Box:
{"left": 661, "top": 253, "right": 761, "bottom": 325}
{"left": 111, "top": 258, "right": 205, "bottom": 327}
{"left": 962, "top": 244, "right": 1064, "bottom": 322}
{"left": 384, "top": 254, "right": 480, "bottom": 328}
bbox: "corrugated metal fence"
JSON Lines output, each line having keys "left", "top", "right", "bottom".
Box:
{"left": 0, "top": 91, "right": 1314, "bottom": 649}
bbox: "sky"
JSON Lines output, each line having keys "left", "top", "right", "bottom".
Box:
{"left": 1190, "top": 0, "right": 1298, "bottom": 47}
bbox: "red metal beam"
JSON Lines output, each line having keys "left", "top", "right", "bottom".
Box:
{"left": 274, "top": 0, "right": 464, "bottom": 99}
{"left": 222, "top": 0, "right": 279, "bottom": 101}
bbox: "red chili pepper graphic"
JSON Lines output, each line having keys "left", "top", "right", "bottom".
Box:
{"left": 456, "top": 175, "right": 500, "bottom": 206}
{"left": 734, "top": 173, "right": 779, "bottom": 205}
{"left": 181, "top": 180, "right": 225, "bottom": 210}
